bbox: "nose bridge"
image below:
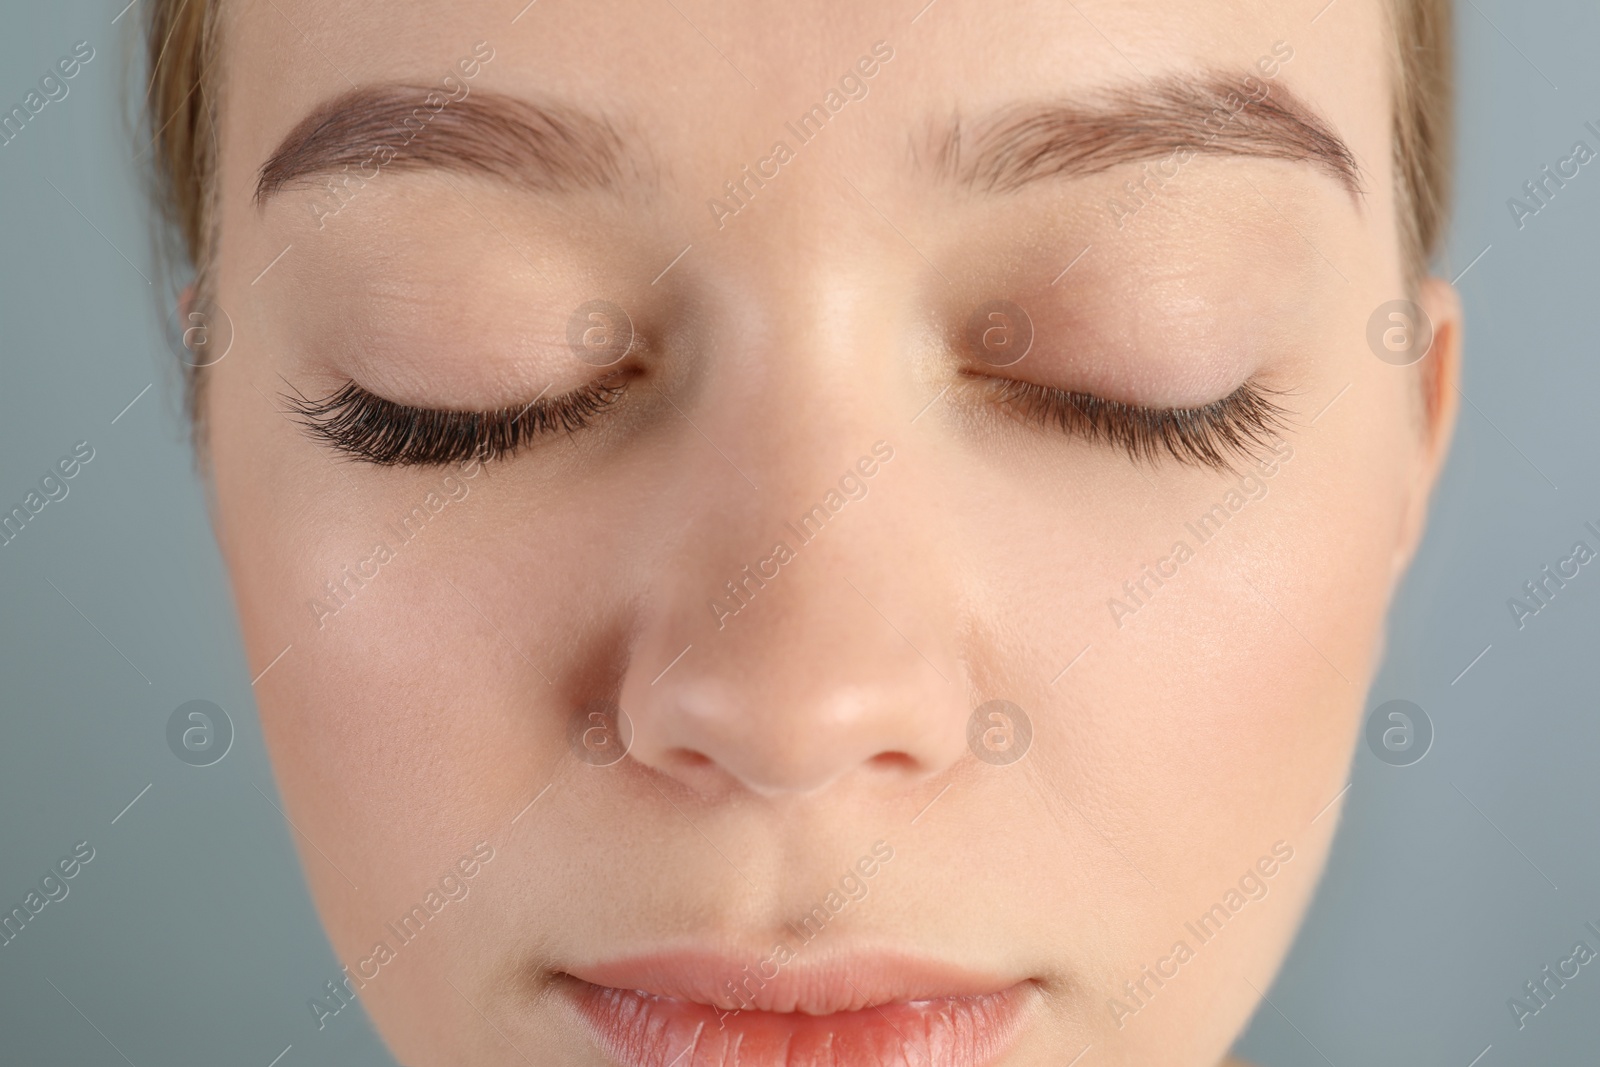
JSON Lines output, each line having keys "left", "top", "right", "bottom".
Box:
{"left": 615, "top": 275, "right": 971, "bottom": 795}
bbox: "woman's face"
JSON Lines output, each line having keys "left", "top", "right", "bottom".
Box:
{"left": 203, "top": 1, "right": 1458, "bottom": 1063}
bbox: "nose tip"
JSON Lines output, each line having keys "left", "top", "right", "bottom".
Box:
{"left": 618, "top": 576, "right": 970, "bottom": 797}
{"left": 627, "top": 667, "right": 959, "bottom": 795}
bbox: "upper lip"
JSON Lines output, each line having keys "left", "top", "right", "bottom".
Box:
{"left": 563, "top": 948, "right": 1027, "bottom": 1015}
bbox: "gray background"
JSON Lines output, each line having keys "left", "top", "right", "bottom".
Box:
{"left": 0, "top": 2, "right": 1595, "bottom": 1065}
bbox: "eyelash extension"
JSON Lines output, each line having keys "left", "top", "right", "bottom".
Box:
{"left": 982, "top": 375, "right": 1291, "bottom": 471}
{"left": 284, "top": 376, "right": 627, "bottom": 466}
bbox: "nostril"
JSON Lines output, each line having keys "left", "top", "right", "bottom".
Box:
{"left": 867, "top": 751, "right": 919, "bottom": 774}
{"left": 665, "top": 748, "right": 715, "bottom": 771}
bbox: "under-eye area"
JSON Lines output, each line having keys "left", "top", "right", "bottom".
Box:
{"left": 966, "top": 372, "right": 1293, "bottom": 471}
{"left": 283, "top": 372, "right": 633, "bottom": 466}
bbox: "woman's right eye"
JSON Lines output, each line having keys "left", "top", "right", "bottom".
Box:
{"left": 284, "top": 373, "right": 630, "bottom": 467}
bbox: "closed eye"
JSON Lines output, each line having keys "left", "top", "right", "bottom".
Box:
{"left": 283, "top": 374, "right": 629, "bottom": 466}
{"left": 974, "top": 374, "right": 1292, "bottom": 471}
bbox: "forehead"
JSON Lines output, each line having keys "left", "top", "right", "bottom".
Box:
{"left": 219, "top": 0, "right": 1394, "bottom": 210}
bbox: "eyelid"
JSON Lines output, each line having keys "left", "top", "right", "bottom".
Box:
{"left": 970, "top": 372, "right": 1292, "bottom": 471}
{"left": 284, "top": 372, "right": 629, "bottom": 467}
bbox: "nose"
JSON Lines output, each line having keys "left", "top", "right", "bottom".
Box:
{"left": 618, "top": 444, "right": 973, "bottom": 797}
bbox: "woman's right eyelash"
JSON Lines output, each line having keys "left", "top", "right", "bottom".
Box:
{"left": 283, "top": 375, "right": 628, "bottom": 467}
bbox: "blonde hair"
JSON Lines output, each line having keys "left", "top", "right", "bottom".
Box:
{"left": 1388, "top": 0, "right": 1455, "bottom": 291}
{"left": 144, "top": 0, "right": 224, "bottom": 424}
{"left": 144, "top": 0, "right": 1454, "bottom": 396}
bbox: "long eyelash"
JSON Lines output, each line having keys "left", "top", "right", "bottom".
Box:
{"left": 983, "top": 376, "right": 1291, "bottom": 471}
{"left": 284, "top": 377, "right": 627, "bottom": 466}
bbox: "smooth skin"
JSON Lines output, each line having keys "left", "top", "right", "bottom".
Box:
{"left": 200, "top": 0, "right": 1459, "bottom": 1063}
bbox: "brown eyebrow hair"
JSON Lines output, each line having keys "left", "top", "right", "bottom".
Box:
{"left": 254, "top": 85, "right": 633, "bottom": 204}
{"left": 928, "top": 73, "right": 1364, "bottom": 198}
{"left": 260, "top": 74, "right": 1360, "bottom": 209}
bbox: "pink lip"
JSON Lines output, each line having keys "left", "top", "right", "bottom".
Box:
{"left": 562, "top": 950, "right": 1033, "bottom": 1067}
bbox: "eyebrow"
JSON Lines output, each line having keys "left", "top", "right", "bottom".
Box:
{"left": 256, "top": 73, "right": 1358, "bottom": 213}
{"left": 254, "top": 85, "right": 633, "bottom": 204}
{"left": 927, "top": 72, "right": 1363, "bottom": 198}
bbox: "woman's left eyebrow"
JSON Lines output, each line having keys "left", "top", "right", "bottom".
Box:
{"left": 254, "top": 84, "right": 641, "bottom": 205}
{"left": 925, "top": 71, "right": 1364, "bottom": 200}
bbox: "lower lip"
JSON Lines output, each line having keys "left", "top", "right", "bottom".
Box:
{"left": 569, "top": 980, "right": 1030, "bottom": 1067}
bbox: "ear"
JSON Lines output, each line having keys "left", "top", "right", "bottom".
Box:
{"left": 1390, "top": 275, "right": 1462, "bottom": 582}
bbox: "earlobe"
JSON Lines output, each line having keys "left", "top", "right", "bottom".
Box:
{"left": 1391, "top": 275, "right": 1463, "bottom": 582}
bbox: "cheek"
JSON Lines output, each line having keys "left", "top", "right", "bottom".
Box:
{"left": 1086, "top": 412, "right": 1405, "bottom": 839}
{"left": 206, "top": 359, "right": 540, "bottom": 922}
{"left": 207, "top": 346, "right": 664, "bottom": 951}
{"left": 943, "top": 360, "right": 1410, "bottom": 1033}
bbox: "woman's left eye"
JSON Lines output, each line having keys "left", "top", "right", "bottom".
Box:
{"left": 972, "top": 373, "right": 1292, "bottom": 472}
{"left": 284, "top": 374, "right": 629, "bottom": 467}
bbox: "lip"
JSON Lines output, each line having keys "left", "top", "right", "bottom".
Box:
{"left": 562, "top": 950, "right": 1034, "bottom": 1067}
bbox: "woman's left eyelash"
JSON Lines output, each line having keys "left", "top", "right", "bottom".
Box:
{"left": 978, "top": 375, "right": 1291, "bottom": 471}
{"left": 284, "top": 376, "right": 627, "bottom": 466}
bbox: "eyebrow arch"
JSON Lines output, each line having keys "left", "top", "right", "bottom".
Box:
{"left": 254, "top": 85, "right": 633, "bottom": 205}
{"left": 929, "top": 72, "right": 1363, "bottom": 199}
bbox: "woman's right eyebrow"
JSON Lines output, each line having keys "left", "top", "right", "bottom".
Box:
{"left": 253, "top": 84, "right": 638, "bottom": 205}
